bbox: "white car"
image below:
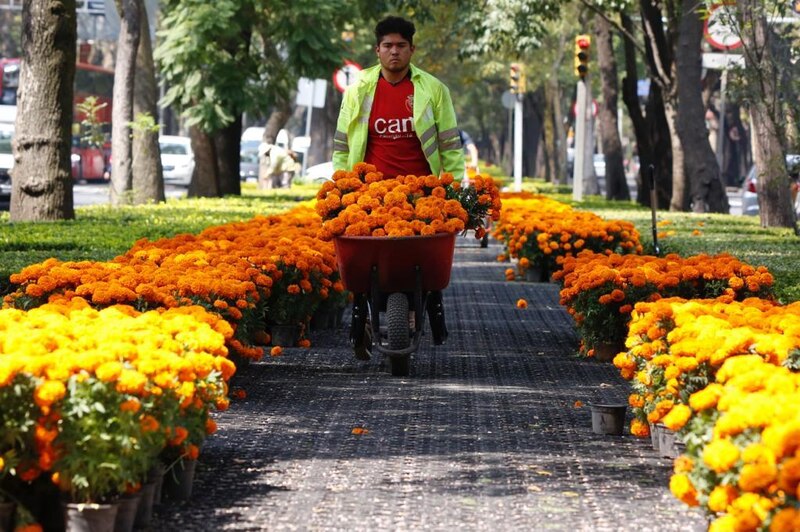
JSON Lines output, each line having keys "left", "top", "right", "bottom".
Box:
{"left": 159, "top": 135, "right": 194, "bottom": 186}
{"left": 741, "top": 154, "right": 800, "bottom": 216}
{"left": 305, "top": 161, "right": 334, "bottom": 182}
{"left": 0, "top": 122, "right": 13, "bottom": 198}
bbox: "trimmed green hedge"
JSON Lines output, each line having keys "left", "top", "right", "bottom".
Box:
{"left": 0, "top": 185, "right": 317, "bottom": 295}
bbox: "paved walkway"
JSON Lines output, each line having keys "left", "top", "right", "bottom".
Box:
{"left": 151, "top": 238, "right": 709, "bottom": 531}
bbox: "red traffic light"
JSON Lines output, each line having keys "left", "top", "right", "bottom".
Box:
{"left": 576, "top": 35, "right": 591, "bottom": 49}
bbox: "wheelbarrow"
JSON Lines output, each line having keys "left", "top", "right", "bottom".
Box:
{"left": 334, "top": 232, "right": 456, "bottom": 376}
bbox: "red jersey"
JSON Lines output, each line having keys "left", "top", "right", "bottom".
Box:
{"left": 364, "top": 75, "right": 431, "bottom": 178}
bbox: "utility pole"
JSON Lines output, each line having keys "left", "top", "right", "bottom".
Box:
{"left": 572, "top": 34, "right": 592, "bottom": 201}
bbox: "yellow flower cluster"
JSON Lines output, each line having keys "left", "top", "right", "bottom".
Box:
{"left": 492, "top": 194, "right": 642, "bottom": 280}
{"left": 668, "top": 355, "right": 800, "bottom": 531}
{"left": 4, "top": 205, "right": 344, "bottom": 358}
{"left": 557, "top": 250, "right": 774, "bottom": 355}
{"left": 615, "top": 297, "right": 799, "bottom": 431}
{"left": 315, "top": 162, "right": 501, "bottom": 239}
{"left": 0, "top": 297, "right": 234, "bottom": 502}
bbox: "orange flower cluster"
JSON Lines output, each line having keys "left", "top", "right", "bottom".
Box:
{"left": 4, "top": 205, "right": 344, "bottom": 359}
{"left": 0, "top": 298, "right": 233, "bottom": 503}
{"left": 492, "top": 195, "right": 642, "bottom": 280}
{"left": 314, "top": 162, "right": 501, "bottom": 239}
{"left": 556, "top": 250, "right": 774, "bottom": 355}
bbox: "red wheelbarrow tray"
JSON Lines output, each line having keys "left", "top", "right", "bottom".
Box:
{"left": 333, "top": 232, "right": 457, "bottom": 294}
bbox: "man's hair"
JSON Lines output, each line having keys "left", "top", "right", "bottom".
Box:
{"left": 375, "top": 16, "right": 415, "bottom": 46}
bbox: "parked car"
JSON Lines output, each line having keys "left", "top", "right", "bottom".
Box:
{"left": 0, "top": 122, "right": 13, "bottom": 199}
{"left": 159, "top": 135, "right": 194, "bottom": 186}
{"left": 741, "top": 154, "right": 800, "bottom": 216}
{"left": 305, "top": 161, "right": 334, "bottom": 182}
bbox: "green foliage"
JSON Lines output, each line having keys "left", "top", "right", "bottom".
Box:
{"left": 75, "top": 96, "right": 109, "bottom": 149}
{"left": 128, "top": 112, "right": 160, "bottom": 137}
{"left": 57, "top": 378, "right": 150, "bottom": 502}
{"left": 156, "top": 0, "right": 361, "bottom": 132}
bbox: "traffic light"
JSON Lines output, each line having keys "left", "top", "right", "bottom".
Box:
{"left": 574, "top": 34, "right": 591, "bottom": 79}
{"left": 509, "top": 62, "right": 526, "bottom": 94}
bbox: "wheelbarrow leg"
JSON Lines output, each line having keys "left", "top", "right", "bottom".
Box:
{"left": 350, "top": 293, "right": 371, "bottom": 360}
{"left": 427, "top": 290, "right": 448, "bottom": 345}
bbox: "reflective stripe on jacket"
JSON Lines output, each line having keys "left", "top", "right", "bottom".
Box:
{"left": 332, "top": 63, "right": 465, "bottom": 178}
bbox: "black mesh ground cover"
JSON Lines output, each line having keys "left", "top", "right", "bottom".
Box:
{"left": 149, "top": 238, "right": 708, "bottom": 531}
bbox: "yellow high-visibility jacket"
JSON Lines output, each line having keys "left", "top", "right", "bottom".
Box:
{"left": 333, "top": 63, "right": 465, "bottom": 178}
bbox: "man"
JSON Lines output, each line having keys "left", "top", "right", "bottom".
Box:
{"left": 333, "top": 16, "right": 465, "bottom": 179}
{"left": 333, "top": 15, "right": 461, "bottom": 358}
{"left": 459, "top": 129, "right": 479, "bottom": 177}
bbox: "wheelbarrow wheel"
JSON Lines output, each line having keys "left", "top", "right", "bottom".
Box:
{"left": 386, "top": 293, "right": 411, "bottom": 376}
{"left": 386, "top": 293, "right": 410, "bottom": 350}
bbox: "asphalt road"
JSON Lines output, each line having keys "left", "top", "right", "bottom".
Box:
{"left": 0, "top": 181, "right": 187, "bottom": 210}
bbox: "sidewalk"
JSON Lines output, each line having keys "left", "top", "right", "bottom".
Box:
{"left": 150, "top": 238, "right": 708, "bottom": 531}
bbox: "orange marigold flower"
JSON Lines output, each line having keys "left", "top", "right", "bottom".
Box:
{"left": 120, "top": 398, "right": 141, "bottom": 413}
{"left": 516, "top": 299, "right": 528, "bottom": 309}
{"left": 270, "top": 346, "right": 283, "bottom": 357}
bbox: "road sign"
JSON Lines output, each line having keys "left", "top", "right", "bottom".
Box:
{"left": 701, "top": 52, "right": 745, "bottom": 69}
{"left": 501, "top": 90, "right": 515, "bottom": 109}
{"left": 703, "top": 3, "right": 742, "bottom": 51}
{"left": 296, "top": 78, "right": 327, "bottom": 109}
{"left": 333, "top": 61, "right": 362, "bottom": 93}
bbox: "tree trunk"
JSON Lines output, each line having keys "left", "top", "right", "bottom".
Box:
{"left": 0, "top": 11, "right": 22, "bottom": 58}
{"left": 523, "top": 88, "right": 545, "bottom": 179}
{"left": 187, "top": 125, "right": 219, "bottom": 197}
{"left": 131, "top": 0, "right": 165, "bottom": 205}
{"left": 737, "top": 0, "right": 796, "bottom": 229}
{"left": 214, "top": 118, "right": 242, "bottom": 196}
{"left": 110, "top": 0, "right": 140, "bottom": 206}
{"left": 640, "top": 0, "right": 682, "bottom": 210}
{"left": 549, "top": 78, "right": 568, "bottom": 184}
{"left": 10, "top": 0, "right": 76, "bottom": 221}
{"left": 675, "top": 0, "right": 728, "bottom": 213}
{"left": 620, "top": 12, "right": 653, "bottom": 206}
{"left": 594, "top": 12, "right": 629, "bottom": 201}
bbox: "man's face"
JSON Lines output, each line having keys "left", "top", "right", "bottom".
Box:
{"left": 376, "top": 33, "right": 414, "bottom": 73}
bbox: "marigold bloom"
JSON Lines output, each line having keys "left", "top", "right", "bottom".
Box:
{"left": 669, "top": 473, "right": 699, "bottom": 506}
{"left": 270, "top": 346, "right": 283, "bottom": 357}
{"left": 703, "top": 438, "right": 741, "bottom": 474}
{"left": 516, "top": 299, "right": 528, "bottom": 309}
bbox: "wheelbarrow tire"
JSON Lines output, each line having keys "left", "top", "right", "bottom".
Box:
{"left": 386, "top": 292, "right": 410, "bottom": 351}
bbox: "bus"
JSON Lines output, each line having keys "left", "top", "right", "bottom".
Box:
{"left": 0, "top": 58, "right": 113, "bottom": 181}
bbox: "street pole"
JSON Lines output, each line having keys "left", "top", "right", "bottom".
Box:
{"left": 716, "top": 65, "right": 728, "bottom": 171}
{"left": 572, "top": 79, "right": 587, "bottom": 201}
{"left": 513, "top": 94, "right": 523, "bottom": 191}
{"left": 301, "top": 104, "right": 313, "bottom": 176}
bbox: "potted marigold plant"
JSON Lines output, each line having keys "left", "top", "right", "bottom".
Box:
{"left": 670, "top": 355, "right": 800, "bottom": 530}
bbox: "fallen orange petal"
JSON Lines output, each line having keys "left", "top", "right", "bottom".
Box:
{"left": 573, "top": 400, "right": 584, "bottom": 408}
{"left": 516, "top": 298, "right": 528, "bottom": 309}
{"left": 351, "top": 427, "right": 369, "bottom": 435}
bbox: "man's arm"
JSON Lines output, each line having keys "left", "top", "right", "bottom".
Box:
{"left": 434, "top": 85, "right": 465, "bottom": 178}
{"left": 332, "top": 90, "right": 353, "bottom": 171}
